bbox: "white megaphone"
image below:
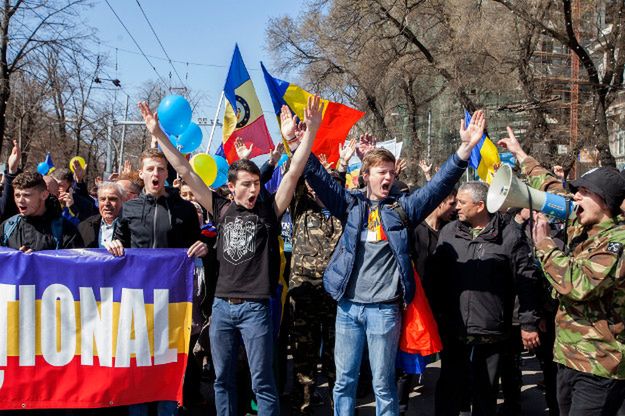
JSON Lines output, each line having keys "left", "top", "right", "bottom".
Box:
{"left": 487, "top": 164, "right": 575, "bottom": 220}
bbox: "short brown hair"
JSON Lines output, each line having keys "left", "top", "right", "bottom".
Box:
{"left": 139, "top": 148, "right": 167, "bottom": 169}
{"left": 228, "top": 159, "right": 260, "bottom": 183}
{"left": 361, "top": 148, "right": 395, "bottom": 174}
{"left": 13, "top": 172, "right": 47, "bottom": 192}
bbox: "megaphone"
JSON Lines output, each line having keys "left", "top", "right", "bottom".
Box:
{"left": 487, "top": 164, "right": 574, "bottom": 220}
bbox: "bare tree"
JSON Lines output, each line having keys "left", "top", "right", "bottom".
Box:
{"left": 492, "top": 0, "right": 625, "bottom": 167}
{"left": 0, "top": 0, "right": 91, "bottom": 156}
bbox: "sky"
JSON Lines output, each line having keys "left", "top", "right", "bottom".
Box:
{"left": 85, "top": 0, "right": 298, "bottom": 154}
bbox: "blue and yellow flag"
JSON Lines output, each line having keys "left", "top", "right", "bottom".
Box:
{"left": 464, "top": 110, "right": 500, "bottom": 183}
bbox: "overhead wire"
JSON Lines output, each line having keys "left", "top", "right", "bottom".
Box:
{"left": 103, "top": 0, "right": 169, "bottom": 88}
{"left": 134, "top": 0, "right": 187, "bottom": 90}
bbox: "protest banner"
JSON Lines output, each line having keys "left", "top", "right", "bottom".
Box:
{"left": 0, "top": 248, "right": 194, "bottom": 409}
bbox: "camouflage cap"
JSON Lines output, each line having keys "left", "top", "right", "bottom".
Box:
{"left": 569, "top": 167, "right": 625, "bottom": 216}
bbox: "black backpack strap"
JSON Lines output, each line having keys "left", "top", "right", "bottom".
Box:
{"left": 388, "top": 201, "right": 411, "bottom": 229}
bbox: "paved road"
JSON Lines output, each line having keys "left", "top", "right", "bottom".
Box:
{"left": 189, "top": 351, "right": 625, "bottom": 415}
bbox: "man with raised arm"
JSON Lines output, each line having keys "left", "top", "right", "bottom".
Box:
{"left": 499, "top": 130, "right": 625, "bottom": 416}
{"left": 137, "top": 97, "right": 323, "bottom": 416}
{"left": 298, "top": 110, "right": 486, "bottom": 415}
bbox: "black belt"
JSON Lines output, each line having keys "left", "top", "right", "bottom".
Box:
{"left": 219, "top": 297, "right": 268, "bottom": 305}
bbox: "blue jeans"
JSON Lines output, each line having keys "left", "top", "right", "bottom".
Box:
{"left": 128, "top": 401, "right": 178, "bottom": 416}
{"left": 209, "top": 297, "right": 279, "bottom": 416}
{"left": 333, "top": 299, "right": 401, "bottom": 416}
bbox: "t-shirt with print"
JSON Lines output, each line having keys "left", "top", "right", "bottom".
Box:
{"left": 212, "top": 192, "right": 280, "bottom": 300}
{"left": 345, "top": 201, "right": 402, "bottom": 303}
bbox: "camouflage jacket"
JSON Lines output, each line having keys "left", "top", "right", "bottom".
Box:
{"left": 522, "top": 156, "right": 625, "bottom": 379}
{"left": 289, "top": 191, "right": 343, "bottom": 288}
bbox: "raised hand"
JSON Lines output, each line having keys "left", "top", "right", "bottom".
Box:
{"left": 457, "top": 110, "right": 486, "bottom": 161}
{"left": 395, "top": 158, "right": 407, "bottom": 177}
{"left": 234, "top": 137, "right": 254, "bottom": 160}
{"left": 72, "top": 159, "right": 86, "bottom": 183}
{"left": 418, "top": 159, "right": 432, "bottom": 181}
{"left": 319, "top": 153, "right": 332, "bottom": 170}
{"left": 280, "top": 105, "right": 298, "bottom": 140}
{"left": 269, "top": 142, "right": 285, "bottom": 166}
{"left": 122, "top": 160, "right": 133, "bottom": 175}
{"left": 338, "top": 137, "right": 357, "bottom": 167}
{"left": 304, "top": 95, "right": 323, "bottom": 133}
{"left": 138, "top": 101, "right": 162, "bottom": 137}
{"left": 356, "top": 133, "right": 377, "bottom": 160}
{"left": 552, "top": 165, "right": 565, "bottom": 180}
{"left": 7, "top": 140, "right": 21, "bottom": 174}
{"left": 497, "top": 126, "right": 528, "bottom": 163}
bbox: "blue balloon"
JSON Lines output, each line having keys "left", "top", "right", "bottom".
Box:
{"left": 277, "top": 154, "right": 288, "bottom": 167}
{"left": 211, "top": 172, "right": 227, "bottom": 188}
{"left": 172, "top": 122, "right": 203, "bottom": 154}
{"left": 157, "top": 95, "right": 192, "bottom": 136}
{"left": 213, "top": 155, "right": 229, "bottom": 176}
{"left": 37, "top": 162, "right": 50, "bottom": 175}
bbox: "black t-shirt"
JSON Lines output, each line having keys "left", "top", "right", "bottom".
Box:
{"left": 213, "top": 192, "right": 280, "bottom": 299}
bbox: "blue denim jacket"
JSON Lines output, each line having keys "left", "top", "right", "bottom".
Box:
{"left": 303, "top": 153, "right": 467, "bottom": 305}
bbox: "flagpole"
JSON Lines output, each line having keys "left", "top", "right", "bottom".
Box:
{"left": 206, "top": 91, "right": 225, "bottom": 153}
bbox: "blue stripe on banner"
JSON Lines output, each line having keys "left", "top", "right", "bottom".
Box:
{"left": 0, "top": 248, "right": 194, "bottom": 303}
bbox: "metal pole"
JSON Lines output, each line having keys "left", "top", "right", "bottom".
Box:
{"left": 105, "top": 123, "right": 113, "bottom": 178}
{"left": 206, "top": 91, "right": 225, "bottom": 153}
{"left": 427, "top": 110, "right": 432, "bottom": 161}
{"left": 119, "top": 95, "right": 129, "bottom": 172}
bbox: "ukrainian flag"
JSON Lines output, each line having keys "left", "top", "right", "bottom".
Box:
{"left": 261, "top": 63, "right": 364, "bottom": 164}
{"left": 465, "top": 110, "right": 500, "bottom": 183}
{"left": 218, "top": 45, "right": 274, "bottom": 163}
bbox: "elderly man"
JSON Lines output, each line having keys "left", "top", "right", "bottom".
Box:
{"left": 78, "top": 182, "right": 125, "bottom": 248}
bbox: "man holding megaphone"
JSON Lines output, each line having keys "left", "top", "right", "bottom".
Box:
{"left": 499, "top": 129, "right": 625, "bottom": 416}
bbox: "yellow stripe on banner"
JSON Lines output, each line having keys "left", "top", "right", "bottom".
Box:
{"left": 5, "top": 301, "right": 191, "bottom": 357}
{"left": 223, "top": 79, "right": 266, "bottom": 142}
{"left": 477, "top": 138, "right": 500, "bottom": 183}
{"left": 283, "top": 84, "right": 328, "bottom": 121}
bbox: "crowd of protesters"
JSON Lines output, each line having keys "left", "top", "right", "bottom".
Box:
{"left": 0, "top": 99, "right": 624, "bottom": 416}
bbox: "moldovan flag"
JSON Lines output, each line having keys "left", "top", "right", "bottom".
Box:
{"left": 464, "top": 110, "right": 500, "bottom": 183}
{"left": 261, "top": 62, "right": 364, "bottom": 164}
{"left": 218, "top": 45, "right": 274, "bottom": 163}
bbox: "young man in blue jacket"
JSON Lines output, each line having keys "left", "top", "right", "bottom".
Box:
{"left": 301, "top": 111, "right": 486, "bottom": 415}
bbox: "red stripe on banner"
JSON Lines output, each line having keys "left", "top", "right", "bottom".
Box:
{"left": 223, "top": 116, "right": 274, "bottom": 164}
{"left": 0, "top": 353, "right": 188, "bottom": 409}
{"left": 312, "top": 101, "right": 364, "bottom": 165}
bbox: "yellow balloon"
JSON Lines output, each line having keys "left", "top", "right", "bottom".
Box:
{"left": 190, "top": 154, "right": 218, "bottom": 187}
{"left": 69, "top": 156, "right": 86, "bottom": 173}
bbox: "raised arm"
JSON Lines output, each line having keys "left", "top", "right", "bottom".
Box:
{"left": 401, "top": 110, "right": 486, "bottom": 223}
{"left": 138, "top": 101, "right": 214, "bottom": 215}
{"left": 498, "top": 126, "right": 564, "bottom": 194}
{"left": 274, "top": 98, "right": 323, "bottom": 217}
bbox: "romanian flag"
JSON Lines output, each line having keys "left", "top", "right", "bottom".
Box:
{"left": 218, "top": 45, "right": 274, "bottom": 163}
{"left": 261, "top": 63, "right": 364, "bottom": 164}
{"left": 465, "top": 110, "right": 500, "bottom": 183}
{"left": 0, "top": 248, "right": 194, "bottom": 409}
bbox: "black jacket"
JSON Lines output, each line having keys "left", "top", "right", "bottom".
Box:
{"left": 430, "top": 213, "right": 540, "bottom": 340}
{"left": 78, "top": 214, "right": 120, "bottom": 248}
{"left": 114, "top": 191, "right": 200, "bottom": 249}
{"left": 0, "top": 198, "right": 83, "bottom": 250}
